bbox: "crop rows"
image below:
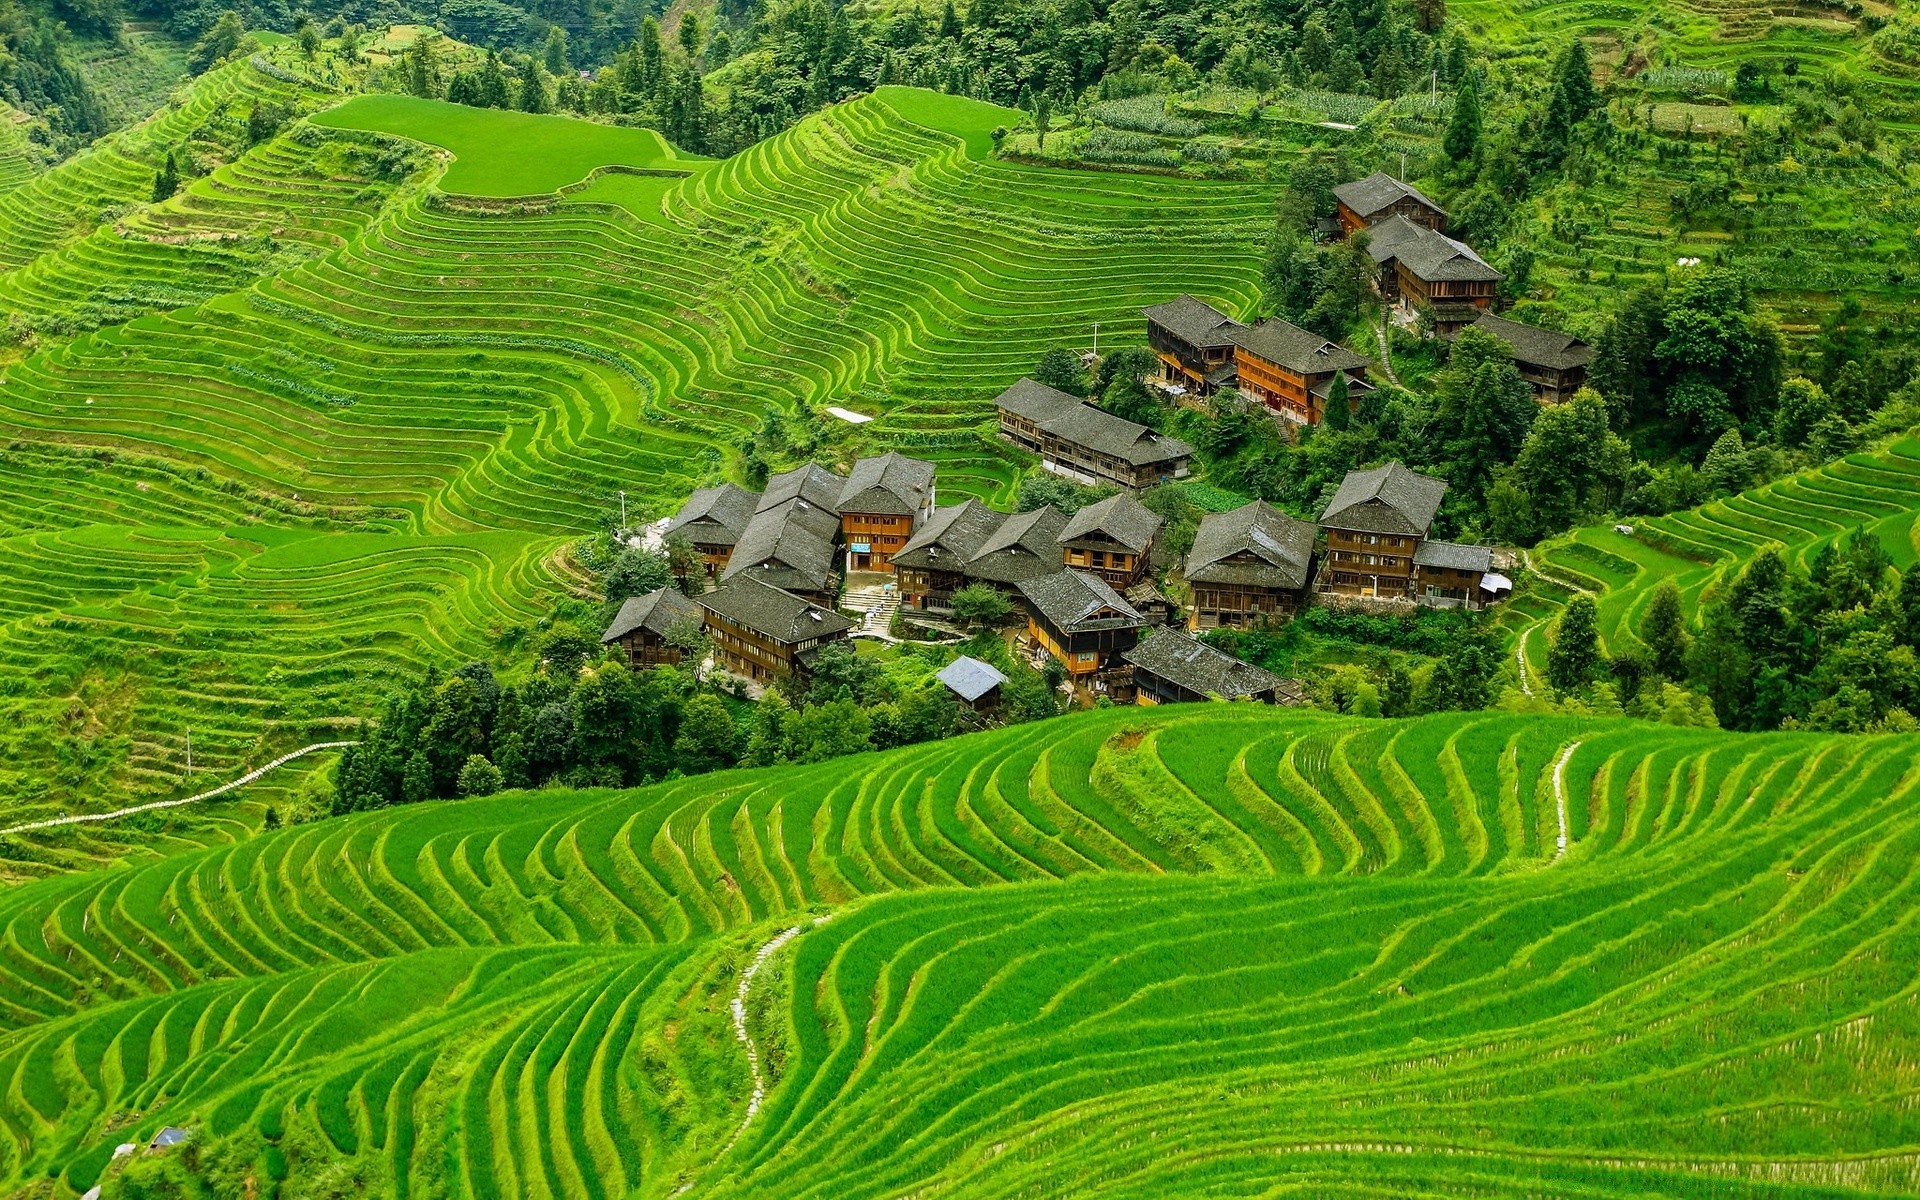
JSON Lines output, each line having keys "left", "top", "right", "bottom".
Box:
{"left": 0, "top": 706, "right": 1916, "bottom": 1196}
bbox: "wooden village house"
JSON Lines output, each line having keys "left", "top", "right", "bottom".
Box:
{"left": 1462, "top": 312, "right": 1591, "bottom": 402}
{"left": 663, "top": 482, "right": 758, "bottom": 580}
{"left": 1055, "top": 492, "right": 1162, "bottom": 588}
{"left": 721, "top": 463, "right": 844, "bottom": 606}
{"left": 1413, "top": 539, "right": 1511, "bottom": 609}
{"left": 1183, "top": 500, "right": 1317, "bottom": 629}
{"left": 962, "top": 505, "right": 1070, "bottom": 593}
{"left": 892, "top": 499, "right": 1007, "bottom": 612}
{"left": 1316, "top": 462, "right": 1448, "bottom": 600}
{"left": 1018, "top": 568, "right": 1148, "bottom": 692}
{"left": 1367, "top": 215, "right": 1501, "bottom": 336}
{"left": 1333, "top": 171, "right": 1449, "bottom": 235}
{"left": 837, "top": 451, "right": 936, "bottom": 571}
{"left": 995, "top": 379, "right": 1194, "bottom": 491}
{"left": 1123, "top": 627, "right": 1301, "bottom": 706}
{"left": 1228, "top": 318, "right": 1373, "bottom": 426}
{"left": 1143, "top": 295, "right": 1246, "bottom": 399}
{"left": 936, "top": 655, "right": 1008, "bottom": 714}
{"left": 697, "top": 575, "right": 853, "bottom": 683}
{"left": 600, "top": 586, "right": 701, "bottom": 667}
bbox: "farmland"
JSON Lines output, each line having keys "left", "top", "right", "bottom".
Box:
{"left": 5, "top": 704, "right": 1920, "bottom": 1196}
{"left": 0, "top": 61, "right": 1276, "bottom": 850}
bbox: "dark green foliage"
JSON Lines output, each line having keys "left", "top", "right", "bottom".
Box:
{"left": 1429, "top": 327, "right": 1534, "bottom": 510}
{"left": 1442, "top": 67, "right": 1480, "bottom": 163}
{"left": 1546, "top": 593, "right": 1603, "bottom": 693}
{"left": 950, "top": 582, "right": 1011, "bottom": 628}
{"left": 1641, "top": 579, "right": 1690, "bottom": 680}
{"left": 0, "top": 3, "right": 109, "bottom": 146}
{"left": 1495, "top": 389, "right": 1630, "bottom": 542}
{"left": 186, "top": 10, "right": 247, "bottom": 74}
{"left": 1095, "top": 346, "right": 1164, "bottom": 428}
{"left": 1033, "top": 346, "right": 1088, "bottom": 397}
{"left": 151, "top": 151, "right": 180, "bottom": 202}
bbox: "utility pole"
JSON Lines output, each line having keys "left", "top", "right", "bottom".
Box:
{"left": 1431, "top": 69, "right": 1437, "bottom": 104}
{"left": 618, "top": 489, "right": 627, "bottom": 531}
{"left": 186, "top": 728, "right": 192, "bottom": 778}
{"left": 1399, "top": 151, "right": 1406, "bottom": 180}
{"left": 1092, "top": 322, "right": 1099, "bottom": 358}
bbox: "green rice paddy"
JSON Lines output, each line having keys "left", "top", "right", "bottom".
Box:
{"left": 310, "top": 95, "right": 695, "bottom": 195}
{"left": 5, "top": 705, "right": 1920, "bottom": 1196}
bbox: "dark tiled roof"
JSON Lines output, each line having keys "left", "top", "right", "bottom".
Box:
{"left": 1364, "top": 213, "right": 1427, "bottom": 264}
{"left": 601, "top": 586, "right": 701, "bottom": 643}
{"left": 759, "top": 463, "right": 845, "bottom": 515}
{"left": 1413, "top": 540, "right": 1492, "bottom": 572}
{"left": 966, "top": 505, "right": 1069, "bottom": 583}
{"left": 936, "top": 655, "right": 1008, "bottom": 702}
{"left": 1320, "top": 462, "right": 1448, "bottom": 537}
{"left": 1123, "top": 627, "right": 1296, "bottom": 700}
{"left": 995, "top": 378, "right": 1084, "bottom": 424}
{"left": 838, "top": 452, "right": 936, "bottom": 517}
{"left": 1185, "top": 501, "right": 1316, "bottom": 589}
{"left": 1057, "top": 492, "right": 1163, "bottom": 553}
{"left": 722, "top": 501, "right": 838, "bottom": 592}
{"left": 891, "top": 499, "right": 1006, "bottom": 571}
{"left": 1039, "top": 402, "right": 1194, "bottom": 466}
{"left": 1386, "top": 225, "right": 1501, "bottom": 284}
{"left": 1229, "top": 319, "right": 1369, "bottom": 375}
{"left": 665, "top": 482, "right": 759, "bottom": 546}
{"left": 1333, "top": 171, "right": 1447, "bottom": 221}
{"left": 1142, "top": 294, "right": 1246, "bottom": 348}
{"left": 1018, "top": 569, "right": 1146, "bottom": 634}
{"left": 1467, "top": 312, "right": 1592, "bottom": 371}
{"left": 698, "top": 575, "right": 852, "bottom": 643}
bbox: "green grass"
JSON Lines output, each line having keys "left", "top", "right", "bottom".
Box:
{"left": 4, "top": 705, "right": 1920, "bottom": 1197}
{"left": 309, "top": 95, "right": 695, "bottom": 195}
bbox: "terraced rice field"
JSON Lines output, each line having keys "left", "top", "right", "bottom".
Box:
{"left": 0, "top": 70, "right": 1277, "bottom": 847}
{"left": 1510, "top": 435, "right": 1920, "bottom": 678}
{"left": 4, "top": 705, "right": 1920, "bottom": 1197}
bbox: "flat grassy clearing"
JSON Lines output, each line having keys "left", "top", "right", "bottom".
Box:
{"left": 5, "top": 706, "right": 1920, "bottom": 1197}
{"left": 310, "top": 95, "right": 696, "bottom": 195}
{"left": 873, "top": 84, "right": 1021, "bottom": 158}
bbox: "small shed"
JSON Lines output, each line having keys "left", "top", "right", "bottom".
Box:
{"left": 936, "top": 656, "right": 1008, "bottom": 712}
{"left": 149, "top": 1127, "right": 191, "bottom": 1151}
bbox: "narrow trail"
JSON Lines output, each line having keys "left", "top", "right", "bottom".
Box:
{"left": 1516, "top": 628, "right": 1534, "bottom": 697}
{"left": 1373, "top": 315, "right": 1401, "bottom": 387}
{"left": 1551, "top": 742, "right": 1581, "bottom": 860}
{"left": 0, "top": 741, "right": 358, "bottom": 836}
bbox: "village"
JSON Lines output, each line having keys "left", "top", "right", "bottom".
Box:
{"left": 601, "top": 169, "right": 1568, "bottom": 713}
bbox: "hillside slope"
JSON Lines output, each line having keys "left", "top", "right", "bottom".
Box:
{"left": 3, "top": 706, "right": 1919, "bottom": 1197}
{"left": 0, "top": 75, "right": 1276, "bottom": 848}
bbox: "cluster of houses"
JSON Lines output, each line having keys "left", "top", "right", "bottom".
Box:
{"left": 1147, "top": 171, "right": 1592, "bottom": 422}
{"left": 604, "top": 430, "right": 1508, "bottom": 709}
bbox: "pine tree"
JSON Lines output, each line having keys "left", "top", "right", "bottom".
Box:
{"left": 151, "top": 152, "right": 180, "bottom": 202}
{"left": 1641, "top": 579, "right": 1691, "bottom": 680}
{"left": 479, "top": 51, "right": 512, "bottom": 108}
{"left": 1323, "top": 370, "right": 1351, "bottom": 428}
{"left": 519, "top": 67, "right": 551, "bottom": 113}
{"left": 544, "top": 27, "right": 571, "bottom": 76}
{"left": 1548, "top": 594, "right": 1604, "bottom": 693}
{"left": 940, "top": 0, "right": 962, "bottom": 38}
{"left": 1034, "top": 91, "right": 1052, "bottom": 148}
{"left": 1443, "top": 68, "right": 1481, "bottom": 163}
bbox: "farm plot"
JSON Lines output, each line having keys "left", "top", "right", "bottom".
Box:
{"left": 1, "top": 706, "right": 1918, "bottom": 1198}
{"left": 0, "top": 81, "right": 1277, "bottom": 831}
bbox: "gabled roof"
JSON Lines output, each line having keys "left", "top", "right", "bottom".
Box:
{"left": 601, "top": 587, "right": 701, "bottom": 644}
{"left": 722, "top": 502, "right": 837, "bottom": 592}
{"left": 698, "top": 575, "right": 852, "bottom": 643}
{"left": 1364, "top": 213, "right": 1428, "bottom": 265}
{"left": 936, "top": 655, "right": 1008, "bottom": 702}
{"left": 1413, "top": 539, "right": 1492, "bottom": 572}
{"left": 1018, "top": 569, "right": 1146, "bottom": 634}
{"left": 1381, "top": 223, "right": 1500, "bottom": 284}
{"left": 1142, "top": 295, "right": 1246, "bottom": 348}
{"left": 759, "top": 463, "right": 845, "bottom": 515}
{"left": 1122, "top": 627, "right": 1296, "bottom": 700}
{"left": 1185, "top": 500, "right": 1316, "bottom": 590}
{"left": 150, "top": 1128, "right": 191, "bottom": 1149}
{"left": 1229, "top": 319, "right": 1369, "bottom": 376}
{"left": 1057, "top": 492, "right": 1163, "bottom": 553}
{"left": 839, "top": 452, "right": 936, "bottom": 517}
{"left": 1466, "top": 312, "right": 1592, "bottom": 371}
{"left": 966, "top": 505, "right": 1069, "bottom": 584}
{"left": 995, "top": 379, "right": 1196, "bottom": 468}
{"left": 664, "top": 482, "right": 759, "bottom": 546}
{"left": 891, "top": 499, "right": 1006, "bottom": 571}
{"left": 1333, "top": 171, "right": 1447, "bottom": 221}
{"left": 1038, "top": 402, "right": 1194, "bottom": 466}
{"left": 1320, "top": 462, "right": 1448, "bottom": 537}
{"left": 994, "top": 378, "right": 1084, "bottom": 424}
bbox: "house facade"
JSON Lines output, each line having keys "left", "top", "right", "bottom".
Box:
{"left": 1463, "top": 312, "right": 1591, "bottom": 402}
{"left": 1123, "top": 627, "right": 1302, "bottom": 706}
{"left": 697, "top": 575, "right": 853, "bottom": 683}
{"left": 1143, "top": 295, "right": 1246, "bottom": 399}
{"left": 1055, "top": 492, "right": 1162, "bottom": 588}
{"left": 1184, "top": 500, "right": 1317, "bottom": 629}
{"left": 1413, "top": 540, "right": 1502, "bottom": 609}
{"left": 1333, "top": 172, "right": 1448, "bottom": 235}
{"left": 1018, "top": 569, "right": 1148, "bottom": 686}
{"left": 1367, "top": 215, "right": 1501, "bottom": 336}
{"left": 600, "top": 587, "right": 701, "bottom": 667}
{"left": 663, "top": 482, "right": 759, "bottom": 580}
{"left": 837, "top": 452, "right": 936, "bottom": 571}
{"left": 994, "top": 379, "right": 1194, "bottom": 491}
{"left": 1228, "top": 319, "right": 1373, "bottom": 425}
{"left": 1316, "top": 462, "right": 1448, "bottom": 599}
